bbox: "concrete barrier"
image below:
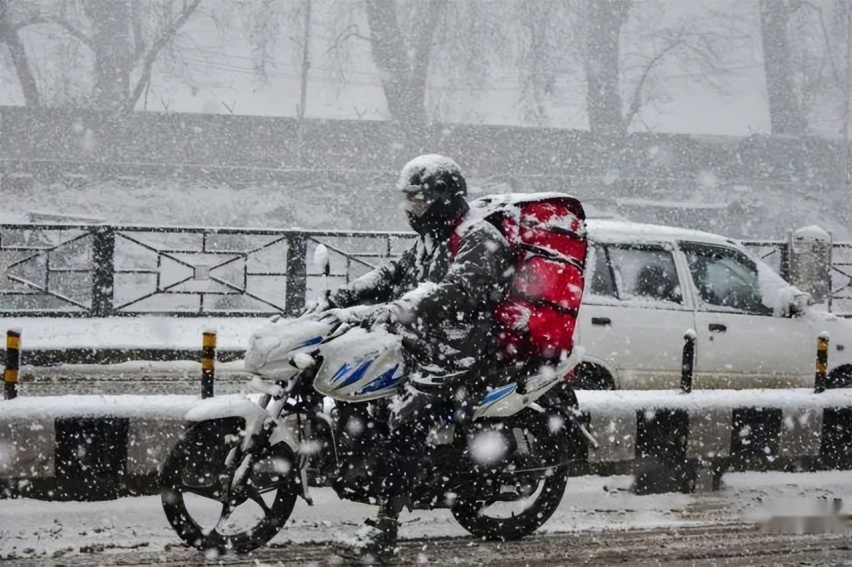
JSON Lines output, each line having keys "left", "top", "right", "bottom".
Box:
{"left": 0, "top": 396, "right": 197, "bottom": 500}
{"left": 1, "top": 390, "right": 851, "bottom": 500}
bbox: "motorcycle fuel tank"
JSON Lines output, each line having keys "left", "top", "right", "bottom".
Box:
{"left": 313, "top": 326, "right": 406, "bottom": 401}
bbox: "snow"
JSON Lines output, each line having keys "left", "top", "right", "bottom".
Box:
{"left": 586, "top": 218, "right": 734, "bottom": 246}
{"left": 575, "top": 388, "right": 852, "bottom": 413}
{"left": 0, "top": 316, "right": 269, "bottom": 352}
{"left": 0, "top": 395, "right": 199, "bottom": 420}
{"left": 467, "top": 429, "right": 509, "bottom": 466}
{"left": 792, "top": 226, "right": 832, "bottom": 241}
{"left": 396, "top": 154, "right": 463, "bottom": 191}
{"left": 0, "top": 471, "right": 849, "bottom": 560}
{"left": 4, "top": 388, "right": 845, "bottom": 422}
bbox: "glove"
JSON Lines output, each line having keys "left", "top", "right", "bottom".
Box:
{"left": 366, "top": 302, "right": 403, "bottom": 328}
{"left": 302, "top": 295, "right": 336, "bottom": 315}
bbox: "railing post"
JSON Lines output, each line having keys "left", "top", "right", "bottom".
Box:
{"left": 4, "top": 329, "right": 21, "bottom": 400}
{"left": 285, "top": 231, "right": 307, "bottom": 316}
{"left": 815, "top": 332, "right": 829, "bottom": 393}
{"left": 201, "top": 330, "right": 216, "bottom": 399}
{"left": 779, "top": 242, "right": 790, "bottom": 282}
{"left": 681, "top": 329, "right": 696, "bottom": 394}
{"left": 91, "top": 225, "right": 115, "bottom": 317}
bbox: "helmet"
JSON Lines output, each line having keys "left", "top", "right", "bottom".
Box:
{"left": 397, "top": 154, "right": 469, "bottom": 235}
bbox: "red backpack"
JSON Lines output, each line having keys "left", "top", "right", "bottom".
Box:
{"left": 454, "top": 193, "right": 587, "bottom": 362}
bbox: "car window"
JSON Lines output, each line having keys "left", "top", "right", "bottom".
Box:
{"left": 589, "top": 244, "right": 616, "bottom": 297}
{"left": 681, "top": 242, "right": 773, "bottom": 315}
{"left": 591, "top": 244, "right": 682, "bottom": 304}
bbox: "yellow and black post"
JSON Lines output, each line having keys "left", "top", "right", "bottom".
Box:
{"left": 814, "top": 332, "right": 829, "bottom": 393}
{"left": 4, "top": 329, "right": 21, "bottom": 400}
{"left": 201, "top": 330, "right": 217, "bottom": 399}
{"left": 681, "top": 329, "right": 696, "bottom": 394}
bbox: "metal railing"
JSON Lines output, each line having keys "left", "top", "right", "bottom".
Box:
{"left": 1, "top": 222, "right": 850, "bottom": 317}
{"left": 0, "top": 223, "right": 415, "bottom": 317}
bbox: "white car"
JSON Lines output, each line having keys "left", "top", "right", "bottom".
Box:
{"left": 572, "top": 219, "right": 852, "bottom": 390}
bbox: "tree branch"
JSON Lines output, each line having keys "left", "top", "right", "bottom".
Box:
{"left": 0, "top": 20, "right": 41, "bottom": 105}
{"left": 125, "top": 0, "right": 201, "bottom": 111}
{"left": 50, "top": 16, "right": 93, "bottom": 48}
{"left": 6, "top": 13, "right": 45, "bottom": 33}
{"left": 624, "top": 30, "right": 683, "bottom": 128}
{"left": 410, "top": 0, "right": 444, "bottom": 79}
{"left": 131, "top": 0, "right": 145, "bottom": 63}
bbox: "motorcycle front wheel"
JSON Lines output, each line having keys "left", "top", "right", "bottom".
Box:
{"left": 159, "top": 417, "right": 299, "bottom": 554}
{"left": 451, "top": 407, "right": 571, "bottom": 541}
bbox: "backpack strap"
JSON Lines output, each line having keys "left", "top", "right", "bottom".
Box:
{"left": 448, "top": 212, "right": 505, "bottom": 260}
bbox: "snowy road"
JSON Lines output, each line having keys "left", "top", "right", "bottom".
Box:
{"left": 2, "top": 472, "right": 849, "bottom": 565}
{"left": 8, "top": 525, "right": 850, "bottom": 566}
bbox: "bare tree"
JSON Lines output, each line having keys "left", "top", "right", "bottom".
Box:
{"left": 363, "top": 0, "right": 446, "bottom": 126}
{"left": 790, "top": 0, "right": 851, "bottom": 137}
{"left": 323, "top": 0, "right": 509, "bottom": 124}
{"left": 562, "top": 0, "right": 746, "bottom": 139}
{"left": 513, "top": 0, "right": 578, "bottom": 126}
{"left": 759, "top": 0, "right": 807, "bottom": 135}
{"left": 621, "top": 3, "right": 747, "bottom": 131}
{"left": 578, "top": 0, "right": 631, "bottom": 138}
{"left": 428, "top": 0, "right": 514, "bottom": 123}
{"left": 0, "top": 0, "right": 42, "bottom": 106}
{"left": 4, "top": 0, "right": 202, "bottom": 111}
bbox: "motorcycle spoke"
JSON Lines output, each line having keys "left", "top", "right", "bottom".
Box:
{"left": 178, "top": 483, "right": 224, "bottom": 501}
{"left": 213, "top": 502, "right": 236, "bottom": 533}
{"left": 249, "top": 493, "right": 274, "bottom": 517}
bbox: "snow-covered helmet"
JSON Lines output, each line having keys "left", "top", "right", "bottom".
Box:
{"left": 397, "top": 154, "right": 469, "bottom": 235}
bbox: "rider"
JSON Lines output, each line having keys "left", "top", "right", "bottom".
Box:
{"left": 323, "top": 154, "right": 514, "bottom": 561}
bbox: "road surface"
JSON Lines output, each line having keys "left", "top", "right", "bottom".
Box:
{"left": 5, "top": 524, "right": 851, "bottom": 565}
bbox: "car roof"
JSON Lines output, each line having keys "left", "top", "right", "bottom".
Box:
{"left": 585, "top": 218, "right": 736, "bottom": 247}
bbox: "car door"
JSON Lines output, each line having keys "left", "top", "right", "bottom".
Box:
{"left": 681, "top": 241, "right": 813, "bottom": 388}
{"left": 577, "top": 242, "right": 696, "bottom": 389}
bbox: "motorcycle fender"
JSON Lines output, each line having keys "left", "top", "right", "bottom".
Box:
{"left": 185, "top": 394, "right": 269, "bottom": 423}
{"left": 268, "top": 421, "right": 300, "bottom": 454}
{"left": 184, "top": 395, "right": 300, "bottom": 454}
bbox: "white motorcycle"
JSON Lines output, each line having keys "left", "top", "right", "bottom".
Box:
{"left": 159, "top": 306, "right": 589, "bottom": 554}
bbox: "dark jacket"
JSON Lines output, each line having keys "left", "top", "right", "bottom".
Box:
{"left": 330, "top": 216, "right": 513, "bottom": 387}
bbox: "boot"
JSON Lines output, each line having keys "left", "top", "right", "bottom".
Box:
{"left": 335, "top": 516, "right": 400, "bottom": 564}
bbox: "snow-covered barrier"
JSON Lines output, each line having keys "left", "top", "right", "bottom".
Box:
{"left": 0, "top": 396, "right": 198, "bottom": 500}
{"left": 0, "top": 390, "right": 850, "bottom": 501}
{"left": 575, "top": 389, "right": 852, "bottom": 494}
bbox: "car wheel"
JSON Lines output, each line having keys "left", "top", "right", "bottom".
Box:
{"left": 570, "top": 362, "right": 615, "bottom": 390}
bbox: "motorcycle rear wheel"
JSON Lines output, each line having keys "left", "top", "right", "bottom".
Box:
{"left": 451, "top": 408, "right": 571, "bottom": 541}
{"left": 159, "top": 417, "right": 298, "bottom": 554}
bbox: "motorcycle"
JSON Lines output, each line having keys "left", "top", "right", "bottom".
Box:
{"left": 158, "top": 304, "right": 591, "bottom": 554}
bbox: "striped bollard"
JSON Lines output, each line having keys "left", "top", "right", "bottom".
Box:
{"left": 4, "top": 329, "right": 21, "bottom": 400}
{"left": 202, "top": 330, "right": 217, "bottom": 399}
{"left": 814, "top": 332, "right": 829, "bottom": 394}
{"left": 681, "top": 329, "right": 696, "bottom": 394}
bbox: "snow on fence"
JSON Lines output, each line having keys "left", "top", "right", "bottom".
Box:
{"left": 0, "top": 389, "right": 851, "bottom": 501}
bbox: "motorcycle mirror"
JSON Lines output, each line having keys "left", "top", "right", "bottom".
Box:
{"left": 313, "top": 244, "right": 330, "bottom": 276}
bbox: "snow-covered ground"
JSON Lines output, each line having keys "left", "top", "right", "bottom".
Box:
{"left": 1, "top": 471, "right": 849, "bottom": 561}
